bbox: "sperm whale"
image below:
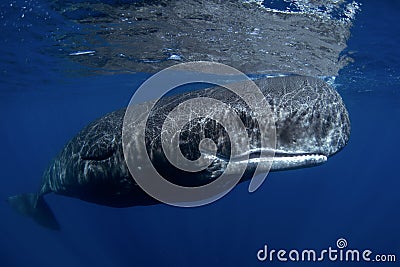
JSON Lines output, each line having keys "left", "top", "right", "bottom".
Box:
{"left": 7, "top": 75, "right": 350, "bottom": 230}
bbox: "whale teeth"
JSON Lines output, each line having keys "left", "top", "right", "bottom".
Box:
{"left": 270, "top": 153, "right": 327, "bottom": 171}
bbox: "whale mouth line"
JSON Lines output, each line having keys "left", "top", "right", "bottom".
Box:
{"left": 273, "top": 151, "right": 327, "bottom": 159}
{"left": 220, "top": 149, "right": 327, "bottom": 162}
{"left": 210, "top": 150, "right": 328, "bottom": 169}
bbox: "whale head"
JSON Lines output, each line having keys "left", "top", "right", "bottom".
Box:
{"left": 143, "top": 75, "right": 351, "bottom": 185}
{"left": 252, "top": 75, "right": 351, "bottom": 171}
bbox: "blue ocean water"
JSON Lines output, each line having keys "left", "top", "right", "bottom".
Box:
{"left": 1, "top": 0, "right": 399, "bottom": 266}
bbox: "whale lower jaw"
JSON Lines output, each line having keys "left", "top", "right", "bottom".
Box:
{"left": 216, "top": 150, "right": 328, "bottom": 174}
{"left": 268, "top": 152, "right": 327, "bottom": 171}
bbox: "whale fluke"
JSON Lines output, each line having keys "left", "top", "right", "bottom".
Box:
{"left": 7, "top": 193, "right": 60, "bottom": 230}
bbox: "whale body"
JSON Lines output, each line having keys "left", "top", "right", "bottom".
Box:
{"left": 8, "top": 75, "right": 350, "bottom": 230}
